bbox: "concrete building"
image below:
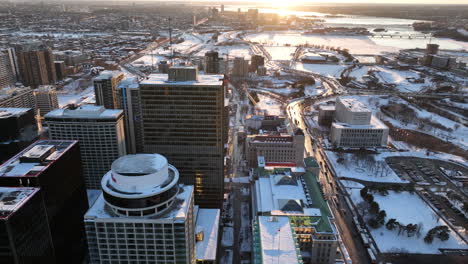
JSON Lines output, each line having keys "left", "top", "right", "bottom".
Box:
{"left": 245, "top": 115, "right": 305, "bottom": 167}
{"left": 139, "top": 67, "right": 227, "bottom": 208}
{"left": 116, "top": 77, "right": 143, "bottom": 154}
{"left": 0, "top": 108, "right": 39, "bottom": 163}
{"left": 331, "top": 97, "right": 388, "bottom": 148}
{"left": 0, "top": 48, "right": 18, "bottom": 89}
{"left": 14, "top": 42, "right": 56, "bottom": 87}
{"left": 33, "top": 85, "right": 59, "bottom": 117}
{"left": 158, "top": 61, "right": 170, "bottom": 73}
{"left": 232, "top": 57, "right": 249, "bottom": 78}
{"left": 0, "top": 187, "right": 55, "bottom": 263}
{"left": 45, "top": 105, "right": 126, "bottom": 189}
{"left": 94, "top": 71, "right": 125, "bottom": 109}
{"left": 204, "top": 51, "right": 220, "bottom": 74}
{"left": 250, "top": 55, "right": 265, "bottom": 72}
{"left": 251, "top": 163, "right": 338, "bottom": 264}
{"left": 84, "top": 154, "right": 196, "bottom": 263}
{"left": 318, "top": 105, "right": 336, "bottom": 126}
{"left": 0, "top": 86, "right": 35, "bottom": 109}
{"left": 0, "top": 140, "right": 89, "bottom": 263}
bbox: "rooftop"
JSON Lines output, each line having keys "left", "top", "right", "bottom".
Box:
{"left": 338, "top": 97, "right": 370, "bottom": 113}
{"left": 258, "top": 216, "right": 302, "bottom": 264}
{"left": 140, "top": 73, "right": 223, "bottom": 86}
{"left": 0, "top": 108, "right": 31, "bottom": 119}
{"left": 0, "top": 187, "right": 39, "bottom": 219}
{"left": 94, "top": 71, "right": 122, "bottom": 80}
{"left": 45, "top": 105, "right": 123, "bottom": 120}
{"left": 195, "top": 208, "right": 220, "bottom": 261}
{"left": 85, "top": 185, "right": 193, "bottom": 222}
{"left": 0, "top": 140, "right": 77, "bottom": 178}
{"left": 332, "top": 115, "right": 388, "bottom": 130}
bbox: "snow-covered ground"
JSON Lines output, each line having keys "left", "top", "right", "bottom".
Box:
{"left": 348, "top": 189, "right": 468, "bottom": 254}
{"left": 293, "top": 62, "right": 347, "bottom": 78}
{"left": 264, "top": 46, "right": 296, "bottom": 61}
{"left": 195, "top": 44, "right": 252, "bottom": 59}
{"left": 245, "top": 31, "right": 468, "bottom": 55}
{"left": 251, "top": 87, "right": 299, "bottom": 96}
{"left": 255, "top": 94, "right": 283, "bottom": 115}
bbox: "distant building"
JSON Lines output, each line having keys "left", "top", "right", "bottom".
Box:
{"left": 204, "top": 51, "right": 220, "bottom": 74}
{"left": 257, "top": 66, "right": 267, "bottom": 76}
{"left": 94, "top": 71, "right": 125, "bottom": 109}
{"left": 33, "top": 85, "right": 59, "bottom": 117}
{"left": 85, "top": 154, "right": 197, "bottom": 263}
{"left": 14, "top": 42, "right": 56, "bottom": 87}
{"left": 251, "top": 162, "right": 338, "bottom": 264}
{"left": 158, "top": 60, "right": 170, "bottom": 73}
{"left": 0, "top": 140, "right": 89, "bottom": 263}
{"left": 250, "top": 54, "right": 265, "bottom": 72}
{"left": 318, "top": 105, "right": 335, "bottom": 126}
{"left": 0, "top": 48, "right": 18, "bottom": 89}
{"left": 232, "top": 57, "right": 249, "bottom": 77}
{"left": 116, "top": 77, "right": 143, "bottom": 154}
{"left": 45, "top": 105, "right": 126, "bottom": 189}
{"left": 54, "top": 61, "right": 66, "bottom": 80}
{"left": 0, "top": 187, "right": 55, "bottom": 263}
{"left": 54, "top": 50, "right": 88, "bottom": 66}
{"left": 0, "top": 108, "right": 39, "bottom": 163}
{"left": 331, "top": 97, "right": 388, "bottom": 148}
{"left": 425, "top": 43, "right": 439, "bottom": 55}
{"left": 0, "top": 86, "right": 35, "bottom": 110}
{"left": 139, "top": 67, "right": 227, "bottom": 208}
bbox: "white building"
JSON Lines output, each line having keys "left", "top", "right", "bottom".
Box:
{"left": 33, "top": 85, "right": 59, "bottom": 117}
{"left": 331, "top": 97, "right": 389, "bottom": 148}
{"left": 45, "top": 105, "right": 126, "bottom": 189}
{"left": 84, "top": 154, "right": 219, "bottom": 264}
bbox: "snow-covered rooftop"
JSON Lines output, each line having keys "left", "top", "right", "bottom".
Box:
{"left": 195, "top": 208, "right": 220, "bottom": 261}
{"left": 338, "top": 97, "right": 370, "bottom": 113}
{"left": 332, "top": 115, "right": 388, "bottom": 130}
{"left": 0, "top": 187, "right": 38, "bottom": 218}
{"left": 94, "top": 70, "right": 121, "bottom": 80}
{"left": 0, "top": 108, "right": 31, "bottom": 118}
{"left": 258, "top": 216, "right": 301, "bottom": 264}
{"left": 140, "top": 73, "right": 223, "bottom": 86}
{"left": 45, "top": 105, "right": 123, "bottom": 119}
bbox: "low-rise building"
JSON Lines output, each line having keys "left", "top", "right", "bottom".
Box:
{"left": 33, "top": 85, "right": 59, "bottom": 117}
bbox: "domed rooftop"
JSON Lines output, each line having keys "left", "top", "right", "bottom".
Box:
{"left": 112, "top": 154, "right": 167, "bottom": 176}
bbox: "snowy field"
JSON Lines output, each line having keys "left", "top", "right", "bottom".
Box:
{"left": 255, "top": 94, "right": 283, "bottom": 115}
{"left": 195, "top": 44, "right": 252, "bottom": 59}
{"left": 246, "top": 31, "right": 468, "bottom": 55}
{"left": 293, "top": 62, "right": 347, "bottom": 78}
{"left": 264, "top": 46, "right": 296, "bottom": 61}
{"left": 348, "top": 189, "right": 468, "bottom": 254}
{"left": 132, "top": 54, "right": 167, "bottom": 66}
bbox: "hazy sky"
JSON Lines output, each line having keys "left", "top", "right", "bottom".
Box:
{"left": 190, "top": 0, "right": 468, "bottom": 4}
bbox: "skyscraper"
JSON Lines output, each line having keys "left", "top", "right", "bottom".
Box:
{"left": 0, "top": 48, "right": 18, "bottom": 89}
{"left": 0, "top": 108, "right": 39, "bottom": 163}
{"left": 85, "top": 154, "right": 196, "bottom": 263}
{"left": 45, "top": 105, "right": 127, "bottom": 189}
{"left": 116, "top": 77, "right": 143, "bottom": 154}
{"left": 139, "top": 67, "right": 227, "bottom": 208}
{"left": 33, "top": 85, "right": 59, "bottom": 117}
{"left": 204, "top": 51, "right": 220, "bottom": 74}
{"left": 0, "top": 140, "right": 89, "bottom": 263}
{"left": 94, "top": 71, "right": 125, "bottom": 109}
{"left": 14, "top": 42, "right": 56, "bottom": 87}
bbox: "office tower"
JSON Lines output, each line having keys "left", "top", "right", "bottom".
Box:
{"left": 0, "top": 87, "right": 35, "bottom": 109}
{"left": 0, "top": 187, "right": 55, "bottom": 263}
{"left": 45, "top": 105, "right": 126, "bottom": 189}
{"left": 54, "top": 61, "right": 66, "bottom": 80}
{"left": 85, "top": 154, "right": 196, "bottom": 263}
{"left": 0, "top": 140, "right": 89, "bottom": 264}
{"left": 0, "top": 108, "right": 39, "bottom": 163}
{"left": 116, "top": 77, "right": 143, "bottom": 154}
{"left": 158, "top": 61, "right": 170, "bottom": 73}
{"left": 204, "top": 51, "right": 220, "bottom": 74}
{"left": 0, "top": 48, "right": 18, "bottom": 89}
{"left": 33, "top": 85, "right": 59, "bottom": 117}
{"left": 94, "top": 71, "right": 124, "bottom": 109}
{"left": 232, "top": 57, "right": 249, "bottom": 77}
{"left": 14, "top": 42, "right": 56, "bottom": 87}
{"left": 250, "top": 54, "right": 265, "bottom": 72}
{"left": 140, "top": 67, "right": 227, "bottom": 208}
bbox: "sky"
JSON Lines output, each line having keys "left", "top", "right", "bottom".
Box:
{"left": 179, "top": 0, "right": 468, "bottom": 4}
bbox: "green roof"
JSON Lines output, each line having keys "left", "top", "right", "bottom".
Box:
{"left": 304, "top": 157, "right": 319, "bottom": 168}
{"left": 301, "top": 171, "right": 333, "bottom": 233}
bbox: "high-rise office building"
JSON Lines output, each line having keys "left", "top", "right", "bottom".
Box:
{"left": 0, "top": 140, "right": 89, "bottom": 263}
{"left": 139, "top": 67, "right": 227, "bottom": 208}
{"left": 0, "top": 86, "right": 35, "bottom": 109}
{"left": 250, "top": 54, "right": 265, "bottom": 72}
{"left": 85, "top": 154, "right": 196, "bottom": 263}
{"left": 14, "top": 42, "right": 56, "bottom": 87}
{"left": 116, "top": 77, "right": 143, "bottom": 154}
{"left": 0, "top": 187, "right": 55, "bottom": 264}
{"left": 54, "top": 61, "right": 66, "bottom": 80}
{"left": 0, "top": 108, "right": 39, "bottom": 163}
{"left": 232, "top": 57, "right": 249, "bottom": 77}
{"left": 0, "top": 48, "right": 18, "bottom": 89}
{"left": 33, "top": 85, "right": 59, "bottom": 117}
{"left": 45, "top": 105, "right": 126, "bottom": 189}
{"left": 204, "top": 51, "right": 220, "bottom": 74}
{"left": 94, "top": 71, "right": 125, "bottom": 109}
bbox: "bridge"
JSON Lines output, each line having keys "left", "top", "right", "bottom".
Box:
{"left": 371, "top": 33, "right": 432, "bottom": 39}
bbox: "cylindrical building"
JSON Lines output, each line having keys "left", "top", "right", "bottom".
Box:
{"left": 101, "top": 154, "right": 180, "bottom": 217}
